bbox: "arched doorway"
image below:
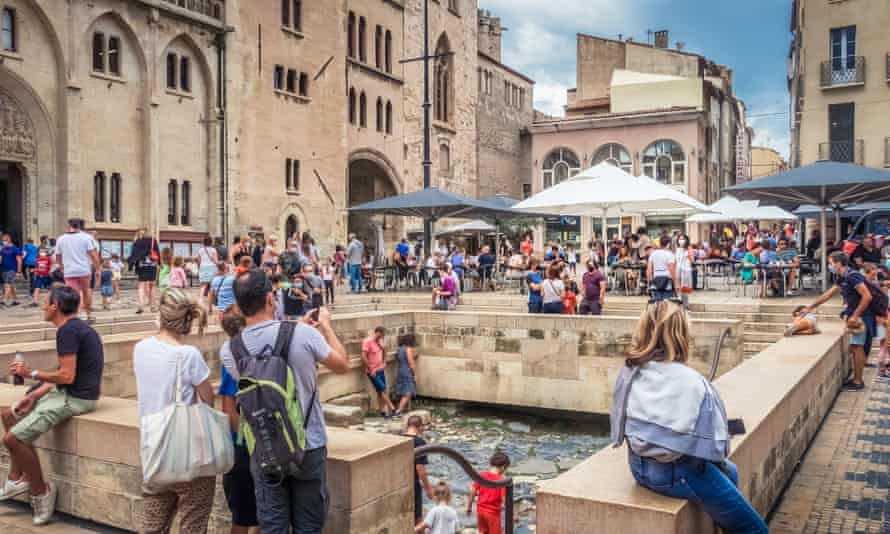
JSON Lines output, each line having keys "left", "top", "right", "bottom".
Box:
{"left": 0, "top": 162, "right": 23, "bottom": 244}
{"left": 285, "top": 215, "right": 299, "bottom": 242}
{"left": 348, "top": 157, "right": 400, "bottom": 261}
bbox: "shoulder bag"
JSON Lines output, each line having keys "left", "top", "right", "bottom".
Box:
{"left": 140, "top": 351, "right": 234, "bottom": 491}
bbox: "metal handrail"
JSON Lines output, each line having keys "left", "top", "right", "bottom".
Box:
{"left": 708, "top": 327, "right": 732, "bottom": 381}
{"left": 414, "top": 444, "right": 515, "bottom": 534}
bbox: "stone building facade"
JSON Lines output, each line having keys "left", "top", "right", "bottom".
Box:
{"left": 528, "top": 33, "right": 750, "bottom": 242}
{"left": 0, "top": 0, "right": 222, "bottom": 255}
{"left": 476, "top": 11, "right": 534, "bottom": 200}
{"left": 1, "top": 0, "right": 532, "bottom": 256}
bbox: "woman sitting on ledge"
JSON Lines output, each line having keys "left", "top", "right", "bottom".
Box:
{"left": 610, "top": 300, "right": 768, "bottom": 534}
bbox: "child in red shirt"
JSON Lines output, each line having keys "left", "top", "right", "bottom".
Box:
{"left": 562, "top": 279, "right": 578, "bottom": 315}
{"left": 467, "top": 452, "right": 511, "bottom": 534}
{"left": 30, "top": 248, "right": 53, "bottom": 306}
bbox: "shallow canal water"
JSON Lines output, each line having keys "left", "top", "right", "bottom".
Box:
{"left": 365, "top": 399, "right": 610, "bottom": 532}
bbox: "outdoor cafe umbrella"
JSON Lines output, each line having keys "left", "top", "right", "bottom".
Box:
{"left": 727, "top": 160, "right": 890, "bottom": 290}
{"left": 512, "top": 162, "right": 711, "bottom": 275}
{"left": 685, "top": 196, "right": 797, "bottom": 224}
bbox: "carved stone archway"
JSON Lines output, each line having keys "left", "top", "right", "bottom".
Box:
{"left": 0, "top": 90, "right": 37, "bottom": 244}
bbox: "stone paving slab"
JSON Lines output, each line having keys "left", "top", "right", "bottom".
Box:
{"left": 0, "top": 501, "right": 127, "bottom": 532}
{"left": 770, "top": 362, "right": 890, "bottom": 534}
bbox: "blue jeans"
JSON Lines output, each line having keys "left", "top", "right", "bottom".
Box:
{"left": 252, "top": 447, "right": 328, "bottom": 534}
{"left": 628, "top": 452, "right": 767, "bottom": 534}
{"left": 528, "top": 301, "right": 542, "bottom": 314}
{"left": 542, "top": 301, "right": 563, "bottom": 314}
{"left": 348, "top": 263, "right": 362, "bottom": 293}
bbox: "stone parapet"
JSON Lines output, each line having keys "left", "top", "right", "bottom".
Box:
{"left": 0, "top": 385, "right": 414, "bottom": 533}
{"left": 535, "top": 325, "right": 848, "bottom": 533}
{"left": 412, "top": 311, "right": 743, "bottom": 414}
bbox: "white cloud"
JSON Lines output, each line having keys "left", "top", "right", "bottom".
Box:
{"left": 533, "top": 79, "right": 569, "bottom": 117}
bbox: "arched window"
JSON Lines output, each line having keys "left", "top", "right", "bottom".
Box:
{"left": 110, "top": 173, "right": 121, "bottom": 223}
{"left": 92, "top": 32, "right": 105, "bottom": 72}
{"left": 542, "top": 148, "right": 580, "bottom": 189}
{"left": 375, "top": 25, "right": 383, "bottom": 69}
{"left": 376, "top": 97, "right": 383, "bottom": 132}
{"left": 1, "top": 7, "right": 16, "bottom": 52}
{"left": 180, "top": 56, "right": 191, "bottom": 92}
{"left": 166, "top": 53, "right": 177, "bottom": 89}
{"left": 285, "top": 215, "right": 299, "bottom": 240}
{"left": 348, "top": 87, "right": 356, "bottom": 124}
{"left": 347, "top": 12, "right": 356, "bottom": 58}
{"left": 94, "top": 172, "right": 106, "bottom": 223}
{"left": 440, "top": 144, "right": 451, "bottom": 173}
{"left": 167, "top": 180, "right": 178, "bottom": 225}
{"left": 298, "top": 72, "right": 308, "bottom": 97}
{"left": 434, "top": 34, "right": 452, "bottom": 123}
{"left": 642, "top": 140, "right": 686, "bottom": 184}
{"left": 385, "top": 100, "right": 393, "bottom": 134}
{"left": 108, "top": 36, "right": 121, "bottom": 76}
{"left": 384, "top": 30, "right": 392, "bottom": 73}
{"left": 359, "top": 91, "right": 367, "bottom": 127}
{"left": 181, "top": 181, "right": 191, "bottom": 226}
{"left": 593, "top": 143, "right": 633, "bottom": 173}
{"left": 358, "top": 17, "right": 367, "bottom": 62}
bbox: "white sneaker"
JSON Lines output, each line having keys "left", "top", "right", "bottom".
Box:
{"left": 30, "top": 482, "right": 56, "bottom": 526}
{"left": 0, "top": 477, "right": 30, "bottom": 500}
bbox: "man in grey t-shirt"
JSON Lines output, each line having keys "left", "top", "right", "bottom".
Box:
{"left": 221, "top": 269, "right": 349, "bottom": 533}
{"left": 302, "top": 263, "right": 325, "bottom": 309}
{"left": 345, "top": 234, "right": 364, "bottom": 294}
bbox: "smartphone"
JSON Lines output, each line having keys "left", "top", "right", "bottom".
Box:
{"left": 306, "top": 308, "right": 320, "bottom": 322}
{"left": 727, "top": 418, "right": 747, "bottom": 436}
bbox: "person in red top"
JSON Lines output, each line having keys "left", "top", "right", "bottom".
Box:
{"left": 467, "top": 452, "right": 511, "bottom": 534}
{"left": 362, "top": 326, "right": 396, "bottom": 418}
{"left": 30, "top": 248, "right": 54, "bottom": 307}
{"left": 520, "top": 236, "right": 534, "bottom": 258}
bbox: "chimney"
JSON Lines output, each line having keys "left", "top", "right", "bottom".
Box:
{"left": 654, "top": 30, "right": 669, "bottom": 49}
{"left": 477, "top": 10, "right": 503, "bottom": 62}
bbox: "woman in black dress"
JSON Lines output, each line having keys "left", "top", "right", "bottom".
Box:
{"left": 128, "top": 229, "right": 159, "bottom": 313}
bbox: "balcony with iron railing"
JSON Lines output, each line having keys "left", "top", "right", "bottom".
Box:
{"left": 820, "top": 56, "right": 865, "bottom": 88}
{"left": 159, "top": 0, "right": 224, "bottom": 21}
{"left": 819, "top": 140, "right": 864, "bottom": 165}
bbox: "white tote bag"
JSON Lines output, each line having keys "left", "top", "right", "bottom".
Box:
{"left": 140, "top": 353, "right": 234, "bottom": 490}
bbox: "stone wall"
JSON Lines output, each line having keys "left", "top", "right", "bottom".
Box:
{"left": 535, "top": 325, "right": 849, "bottom": 533}
{"left": 412, "top": 311, "right": 743, "bottom": 414}
{"left": 0, "top": 387, "right": 414, "bottom": 534}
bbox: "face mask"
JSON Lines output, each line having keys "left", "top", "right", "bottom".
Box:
{"left": 294, "top": 282, "right": 303, "bottom": 289}
{"left": 1, "top": 241, "right": 7, "bottom": 247}
{"left": 678, "top": 240, "right": 687, "bottom": 247}
{"left": 39, "top": 252, "right": 47, "bottom": 257}
{"left": 828, "top": 263, "right": 838, "bottom": 274}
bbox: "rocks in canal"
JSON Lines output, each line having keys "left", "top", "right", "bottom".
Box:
{"left": 322, "top": 404, "right": 364, "bottom": 427}
{"left": 507, "top": 422, "right": 531, "bottom": 433}
{"left": 326, "top": 392, "right": 371, "bottom": 414}
{"left": 511, "top": 457, "right": 558, "bottom": 477}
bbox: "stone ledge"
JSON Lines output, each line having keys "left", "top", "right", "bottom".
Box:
{"left": 536, "top": 324, "right": 848, "bottom": 533}
{"left": 0, "top": 385, "right": 414, "bottom": 533}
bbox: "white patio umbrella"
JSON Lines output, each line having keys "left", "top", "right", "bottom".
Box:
{"left": 513, "top": 162, "right": 711, "bottom": 274}
{"left": 686, "top": 196, "right": 797, "bottom": 224}
{"left": 435, "top": 220, "right": 497, "bottom": 236}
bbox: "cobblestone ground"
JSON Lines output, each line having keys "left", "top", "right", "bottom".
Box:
{"left": 770, "top": 362, "right": 890, "bottom": 534}
{"left": 0, "top": 501, "right": 126, "bottom": 532}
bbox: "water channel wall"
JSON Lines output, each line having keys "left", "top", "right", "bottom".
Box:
{"left": 535, "top": 324, "right": 849, "bottom": 533}
{"left": 0, "top": 310, "right": 741, "bottom": 414}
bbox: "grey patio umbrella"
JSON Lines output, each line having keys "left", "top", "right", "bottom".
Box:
{"left": 727, "top": 160, "right": 890, "bottom": 290}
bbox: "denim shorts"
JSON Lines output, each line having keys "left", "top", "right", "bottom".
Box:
{"left": 367, "top": 370, "right": 387, "bottom": 393}
{"left": 252, "top": 446, "right": 328, "bottom": 533}
{"left": 1, "top": 270, "right": 15, "bottom": 284}
{"left": 32, "top": 275, "right": 53, "bottom": 290}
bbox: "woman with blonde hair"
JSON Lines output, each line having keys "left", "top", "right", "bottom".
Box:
{"left": 610, "top": 301, "right": 767, "bottom": 533}
{"left": 133, "top": 289, "right": 215, "bottom": 533}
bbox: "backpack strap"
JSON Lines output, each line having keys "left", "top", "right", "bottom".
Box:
{"left": 229, "top": 331, "right": 250, "bottom": 365}
{"left": 273, "top": 321, "right": 316, "bottom": 430}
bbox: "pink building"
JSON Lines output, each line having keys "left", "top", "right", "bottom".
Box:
{"left": 527, "top": 33, "right": 751, "bottom": 244}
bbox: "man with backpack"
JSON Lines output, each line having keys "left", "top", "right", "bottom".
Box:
{"left": 802, "top": 251, "right": 883, "bottom": 391}
{"left": 220, "top": 269, "right": 349, "bottom": 533}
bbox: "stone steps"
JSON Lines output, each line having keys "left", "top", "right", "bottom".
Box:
{"left": 744, "top": 341, "right": 774, "bottom": 358}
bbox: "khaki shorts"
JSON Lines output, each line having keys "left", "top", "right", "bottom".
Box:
{"left": 11, "top": 388, "right": 96, "bottom": 443}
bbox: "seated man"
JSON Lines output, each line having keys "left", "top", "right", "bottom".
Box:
{"left": 776, "top": 238, "right": 801, "bottom": 294}
{"left": 1, "top": 286, "right": 104, "bottom": 525}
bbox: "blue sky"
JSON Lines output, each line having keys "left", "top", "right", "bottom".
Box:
{"left": 478, "top": 0, "right": 792, "bottom": 157}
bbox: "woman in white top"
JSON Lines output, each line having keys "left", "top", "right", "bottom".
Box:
{"left": 674, "top": 234, "right": 695, "bottom": 308}
{"left": 133, "top": 289, "right": 214, "bottom": 534}
{"left": 541, "top": 264, "right": 566, "bottom": 314}
{"left": 261, "top": 234, "right": 281, "bottom": 272}
{"left": 196, "top": 236, "right": 219, "bottom": 302}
